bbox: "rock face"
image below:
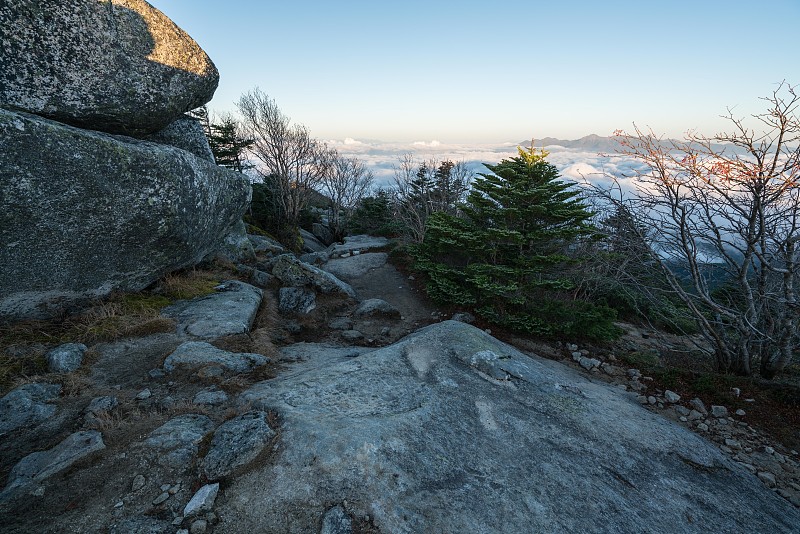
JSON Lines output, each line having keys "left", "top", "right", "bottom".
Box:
{"left": 0, "top": 0, "right": 218, "bottom": 136}
{"left": 353, "top": 298, "right": 401, "bottom": 319}
{"left": 0, "top": 109, "right": 251, "bottom": 320}
{"left": 229, "top": 321, "right": 800, "bottom": 533}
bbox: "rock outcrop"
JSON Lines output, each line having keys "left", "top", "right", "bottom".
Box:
{"left": 0, "top": 109, "right": 250, "bottom": 320}
{"left": 230, "top": 321, "right": 800, "bottom": 533}
{"left": 0, "top": 0, "right": 218, "bottom": 136}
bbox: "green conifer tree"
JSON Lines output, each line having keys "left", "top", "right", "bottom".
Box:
{"left": 414, "top": 146, "right": 618, "bottom": 339}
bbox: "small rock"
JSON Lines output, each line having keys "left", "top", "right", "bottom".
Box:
{"left": 169, "top": 483, "right": 181, "bottom": 495}
{"left": 578, "top": 357, "right": 601, "bottom": 371}
{"left": 697, "top": 423, "right": 709, "bottom": 431}
{"left": 284, "top": 320, "right": 302, "bottom": 334}
{"left": 0, "top": 382, "right": 62, "bottom": 435}
{"left": 674, "top": 406, "right": 691, "bottom": 417}
{"left": 85, "top": 395, "right": 118, "bottom": 415}
{"left": 45, "top": 343, "right": 87, "bottom": 373}
{"left": 764, "top": 446, "right": 775, "bottom": 455}
{"left": 757, "top": 471, "right": 777, "bottom": 488}
{"left": 322, "top": 505, "right": 353, "bottom": 534}
{"left": 571, "top": 352, "right": 582, "bottom": 361}
{"left": 159, "top": 396, "right": 177, "bottom": 410}
{"left": 161, "top": 483, "right": 171, "bottom": 492}
{"left": 131, "top": 474, "right": 146, "bottom": 492}
{"left": 451, "top": 312, "right": 475, "bottom": 324}
{"left": 145, "top": 414, "right": 215, "bottom": 469}
{"left": 636, "top": 395, "right": 648, "bottom": 404}
{"left": 731, "top": 387, "right": 741, "bottom": 397}
{"left": 735, "top": 409, "right": 746, "bottom": 416}
{"left": 190, "top": 519, "right": 208, "bottom": 534}
{"left": 136, "top": 389, "right": 152, "bottom": 400}
{"left": 183, "top": 483, "right": 219, "bottom": 517}
{"left": 148, "top": 368, "right": 166, "bottom": 379}
{"left": 566, "top": 344, "right": 578, "bottom": 352}
{"left": 688, "top": 410, "right": 703, "bottom": 421}
{"left": 711, "top": 405, "right": 728, "bottom": 418}
{"left": 278, "top": 287, "right": 317, "bottom": 314}
{"left": 193, "top": 389, "right": 228, "bottom": 406}
{"left": 380, "top": 327, "right": 391, "bottom": 336}
{"left": 2, "top": 431, "right": 105, "bottom": 498}
{"left": 114, "top": 501, "right": 123, "bottom": 508}
{"left": 152, "top": 492, "right": 170, "bottom": 505}
{"left": 328, "top": 317, "right": 354, "bottom": 331}
{"left": 689, "top": 398, "right": 708, "bottom": 415}
{"left": 725, "top": 439, "right": 741, "bottom": 449}
{"left": 202, "top": 411, "right": 276, "bottom": 480}
{"left": 626, "top": 368, "right": 641, "bottom": 379}
{"left": 647, "top": 396, "right": 657, "bottom": 405}
{"left": 341, "top": 330, "right": 364, "bottom": 342}
{"left": 679, "top": 416, "right": 688, "bottom": 422}
{"left": 664, "top": 390, "right": 681, "bottom": 403}
{"left": 354, "top": 298, "right": 401, "bottom": 319}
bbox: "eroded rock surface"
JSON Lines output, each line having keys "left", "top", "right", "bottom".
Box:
{"left": 0, "top": 0, "right": 218, "bottom": 136}
{"left": 228, "top": 321, "right": 800, "bottom": 533}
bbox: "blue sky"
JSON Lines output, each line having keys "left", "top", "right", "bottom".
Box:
{"left": 149, "top": 0, "right": 798, "bottom": 143}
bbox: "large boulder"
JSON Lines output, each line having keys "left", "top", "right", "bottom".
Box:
{"left": 0, "top": 109, "right": 250, "bottom": 320}
{"left": 0, "top": 0, "right": 219, "bottom": 136}
{"left": 230, "top": 321, "right": 800, "bottom": 533}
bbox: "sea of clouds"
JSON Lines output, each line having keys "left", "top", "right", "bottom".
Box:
{"left": 325, "top": 138, "right": 650, "bottom": 192}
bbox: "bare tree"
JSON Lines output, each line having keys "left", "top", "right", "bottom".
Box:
{"left": 392, "top": 154, "right": 473, "bottom": 242}
{"left": 599, "top": 82, "right": 800, "bottom": 378}
{"left": 321, "top": 152, "right": 374, "bottom": 241}
{"left": 236, "top": 88, "right": 331, "bottom": 228}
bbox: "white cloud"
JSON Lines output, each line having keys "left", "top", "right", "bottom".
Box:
{"left": 324, "top": 138, "right": 650, "bottom": 190}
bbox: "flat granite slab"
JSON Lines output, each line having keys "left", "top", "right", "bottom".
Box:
{"left": 162, "top": 280, "right": 262, "bottom": 340}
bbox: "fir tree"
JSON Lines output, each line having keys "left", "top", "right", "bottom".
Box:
{"left": 414, "top": 145, "right": 618, "bottom": 339}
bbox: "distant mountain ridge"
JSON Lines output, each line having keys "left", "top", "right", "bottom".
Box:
{"left": 523, "top": 134, "right": 751, "bottom": 155}
{"left": 522, "top": 134, "right": 621, "bottom": 153}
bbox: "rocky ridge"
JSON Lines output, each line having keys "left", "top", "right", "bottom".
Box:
{"left": 1, "top": 233, "right": 798, "bottom": 533}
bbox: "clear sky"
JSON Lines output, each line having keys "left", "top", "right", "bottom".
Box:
{"left": 148, "top": 0, "right": 798, "bottom": 143}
